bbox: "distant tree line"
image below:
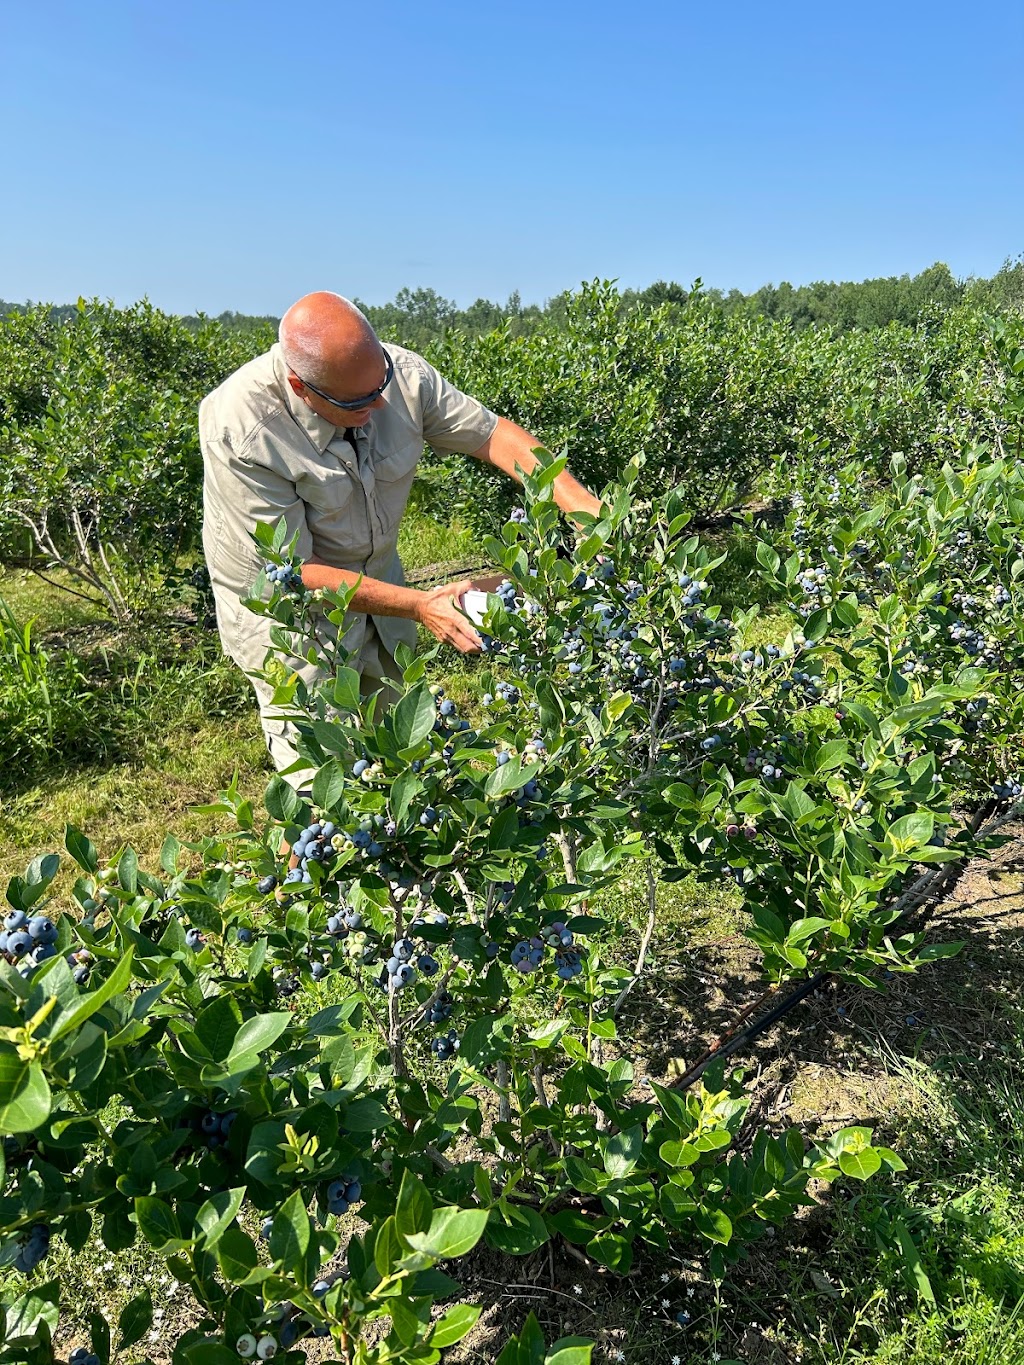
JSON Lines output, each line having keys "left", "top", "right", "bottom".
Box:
{"left": 2, "top": 256, "right": 1020, "bottom": 350}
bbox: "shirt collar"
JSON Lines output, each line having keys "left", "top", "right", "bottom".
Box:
{"left": 271, "top": 342, "right": 339, "bottom": 455}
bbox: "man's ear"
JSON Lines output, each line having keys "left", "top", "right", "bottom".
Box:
{"left": 286, "top": 373, "right": 305, "bottom": 396}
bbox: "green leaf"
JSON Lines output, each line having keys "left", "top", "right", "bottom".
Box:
{"left": 486, "top": 1205, "right": 549, "bottom": 1255}
{"left": 134, "top": 1197, "right": 190, "bottom": 1253}
{"left": 0, "top": 1049, "right": 51, "bottom": 1132}
{"left": 547, "top": 1341, "right": 595, "bottom": 1365}
{"left": 396, "top": 1167, "right": 434, "bottom": 1237}
{"left": 694, "top": 1207, "right": 733, "bottom": 1244}
{"left": 390, "top": 770, "right": 424, "bottom": 826}
{"left": 406, "top": 1206, "right": 490, "bottom": 1260}
{"left": 5, "top": 1280, "right": 60, "bottom": 1340}
{"left": 890, "top": 1215, "right": 937, "bottom": 1306}
{"left": 392, "top": 684, "right": 437, "bottom": 748}
{"left": 268, "top": 1189, "right": 311, "bottom": 1268}
{"left": 64, "top": 825, "right": 98, "bottom": 872}
{"left": 117, "top": 846, "right": 139, "bottom": 894}
{"left": 51, "top": 950, "right": 135, "bottom": 1041}
{"left": 89, "top": 1310, "right": 111, "bottom": 1362}
{"left": 195, "top": 1187, "right": 247, "bottom": 1249}
{"left": 600, "top": 1124, "right": 642, "bottom": 1179}
{"left": 430, "top": 1303, "right": 482, "bottom": 1348}
{"left": 264, "top": 775, "right": 304, "bottom": 823}
{"left": 194, "top": 995, "right": 244, "bottom": 1061}
{"left": 586, "top": 1229, "right": 633, "bottom": 1272}
{"left": 117, "top": 1289, "right": 153, "bottom": 1351}
{"left": 159, "top": 834, "right": 181, "bottom": 874}
{"left": 311, "top": 759, "right": 347, "bottom": 811}
{"left": 838, "top": 1146, "right": 882, "bottom": 1180}
{"left": 228, "top": 1012, "right": 291, "bottom": 1061}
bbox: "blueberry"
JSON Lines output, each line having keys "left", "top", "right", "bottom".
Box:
{"left": 8, "top": 930, "right": 32, "bottom": 958}
{"left": 201, "top": 1112, "right": 220, "bottom": 1134}
{"left": 236, "top": 1335, "right": 258, "bottom": 1359}
{"left": 4, "top": 910, "right": 26, "bottom": 932}
{"left": 237, "top": 927, "right": 254, "bottom": 944}
{"left": 352, "top": 759, "right": 370, "bottom": 777}
{"left": 260, "top": 1217, "right": 274, "bottom": 1241}
{"left": 439, "top": 699, "right": 456, "bottom": 717}
{"left": 257, "top": 875, "right": 277, "bottom": 895}
{"left": 185, "top": 927, "right": 204, "bottom": 949}
{"left": 420, "top": 807, "right": 437, "bottom": 826}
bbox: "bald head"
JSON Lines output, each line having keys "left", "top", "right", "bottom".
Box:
{"left": 278, "top": 292, "right": 380, "bottom": 390}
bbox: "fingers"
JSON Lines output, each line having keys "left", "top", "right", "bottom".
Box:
{"left": 440, "top": 578, "right": 477, "bottom": 599}
{"left": 427, "top": 601, "right": 482, "bottom": 653}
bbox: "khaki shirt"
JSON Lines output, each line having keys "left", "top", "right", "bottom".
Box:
{"left": 199, "top": 342, "right": 498, "bottom": 684}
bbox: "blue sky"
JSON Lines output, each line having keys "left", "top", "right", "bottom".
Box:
{"left": 2, "top": 0, "right": 1020, "bottom": 314}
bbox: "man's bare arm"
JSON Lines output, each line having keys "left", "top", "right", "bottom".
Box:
{"left": 300, "top": 559, "right": 483, "bottom": 653}
{"left": 468, "top": 417, "right": 603, "bottom": 522}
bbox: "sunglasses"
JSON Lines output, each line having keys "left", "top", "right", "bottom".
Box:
{"left": 293, "top": 349, "right": 394, "bottom": 411}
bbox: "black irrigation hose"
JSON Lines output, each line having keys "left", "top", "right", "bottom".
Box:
{"left": 667, "top": 799, "right": 1023, "bottom": 1092}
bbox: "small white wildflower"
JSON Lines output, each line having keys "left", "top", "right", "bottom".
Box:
{"left": 612, "top": 1353, "right": 625, "bottom": 1363}
{"left": 712, "top": 1354, "right": 721, "bottom": 1362}
{"left": 661, "top": 1298, "right": 671, "bottom": 1308}
{"left": 660, "top": 1272, "right": 671, "bottom": 1282}
{"left": 687, "top": 1286, "right": 695, "bottom": 1297}
{"left": 672, "top": 1358, "right": 681, "bottom": 1365}
{"left": 573, "top": 1284, "right": 583, "bottom": 1296}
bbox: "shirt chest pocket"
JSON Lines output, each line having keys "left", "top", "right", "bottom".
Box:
{"left": 372, "top": 440, "right": 423, "bottom": 537}
{"left": 297, "top": 461, "right": 358, "bottom": 514}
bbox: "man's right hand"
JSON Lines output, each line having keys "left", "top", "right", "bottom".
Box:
{"left": 414, "top": 579, "right": 484, "bottom": 653}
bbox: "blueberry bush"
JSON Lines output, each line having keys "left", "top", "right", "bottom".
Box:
{"left": 3, "top": 444, "right": 1021, "bottom": 1362}
{"left": 2, "top": 292, "right": 1020, "bottom": 624}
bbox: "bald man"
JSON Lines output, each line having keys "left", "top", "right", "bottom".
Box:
{"left": 199, "top": 291, "right": 600, "bottom": 789}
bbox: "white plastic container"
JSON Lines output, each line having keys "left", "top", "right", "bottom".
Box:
{"left": 458, "top": 589, "right": 490, "bottom": 625}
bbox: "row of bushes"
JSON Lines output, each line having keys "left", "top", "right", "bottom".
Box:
{"left": 1, "top": 289, "right": 1021, "bottom": 619}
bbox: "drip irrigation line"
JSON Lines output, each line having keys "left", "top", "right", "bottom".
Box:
{"left": 666, "top": 799, "right": 1022, "bottom": 1092}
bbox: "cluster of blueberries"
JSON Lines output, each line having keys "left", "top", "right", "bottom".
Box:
{"left": 13, "top": 1222, "right": 49, "bottom": 1273}
{"left": 993, "top": 776, "right": 1023, "bottom": 801}
{"left": 725, "top": 822, "right": 758, "bottom": 841}
{"left": 742, "top": 746, "right": 786, "bottom": 782}
{"left": 236, "top": 1331, "right": 286, "bottom": 1359}
{"left": 262, "top": 560, "right": 305, "bottom": 593}
{"left": 378, "top": 934, "right": 439, "bottom": 993}
{"left": 737, "top": 646, "right": 782, "bottom": 669}
{"left": 426, "top": 990, "right": 454, "bottom": 1025}
{"left": 795, "top": 564, "right": 830, "bottom": 605}
{"left": 510, "top": 921, "right": 583, "bottom": 981}
{"left": 65, "top": 947, "right": 93, "bottom": 986}
{"left": 779, "top": 669, "right": 824, "bottom": 702}
{"left": 947, "top": 617, "right": 998, "bottom": 662}
{"left": 326, "top": 905, "right": 364, "bottom": 938}
{"left": 431, "top": 1029, "right": 460, "bottom": 1060}
{"left": 197, "top": 1108, "right": 237, "bottom": 1149}
{"left": 0, "top": 911, "right": 59, "bottom": 978}
{"left": 326, "top": 1172, "right": 362, "bottom": 1215}
{"left": 69, "top": 1351, "right": 103, "bottom": 1365}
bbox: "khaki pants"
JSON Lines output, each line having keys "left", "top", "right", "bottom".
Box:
{"left": 252, "top": 621, "right": 404, "bottom": 794}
